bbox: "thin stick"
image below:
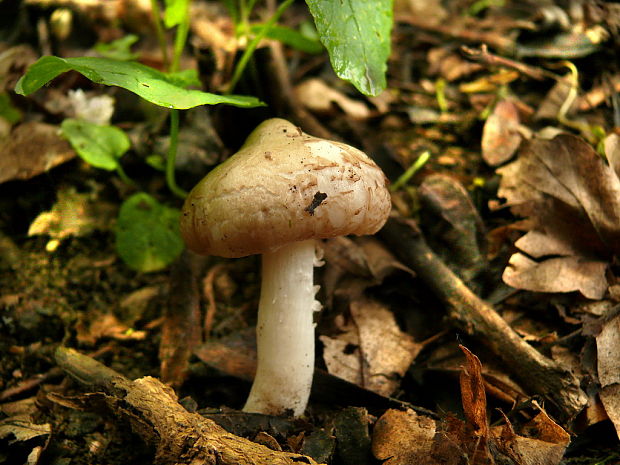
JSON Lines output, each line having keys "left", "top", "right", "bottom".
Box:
{"left": 380, "top": 216, "right": 587, "bottom": 421}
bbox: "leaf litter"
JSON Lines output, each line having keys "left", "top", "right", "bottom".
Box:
{"left": 3, "top": 0, "right": 620, "bottom": 464}
{"left": 497, "top": 133, "right": 620, "bottom": 299}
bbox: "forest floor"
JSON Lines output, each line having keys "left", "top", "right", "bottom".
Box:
{"left": 1, "top": 1, "right": 620, "bottom": 464}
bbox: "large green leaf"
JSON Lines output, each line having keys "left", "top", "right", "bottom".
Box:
{"left": 306, "top": 0, "right": 393, "bottom": 96}
{"left": 15, "top": 56, "right": 263, "bottom": 109}
{"left": 115, "top": 193, "right": 184, "bottom": 272}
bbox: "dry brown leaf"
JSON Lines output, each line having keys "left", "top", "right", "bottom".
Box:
{"left": 493, "top": 409, "right": 570, "bottom": 465}
{"left": 357, "top": 237, "right": 414, "bottom": 282}
{"left": 76, "top": 311, "right": 146, "bottom": 345}
{"left": 459, "top": 346, "right": 488, "bottom": 439}
{"left": 600, "top": 384, "right": 620, "bottom": 439}
{"left": 321, "top": 298, "right": 420, "bottom": 396}
{"left": 596, "top": 313, "right": 620, "bottom": 438}
{"left": 497, "top": 133, "right": 620, "bottom": 298}
{"left": 419, "top": 174, "right": 487, "bottom": 280}
{"left": 481, "top": 99, "right": 522, "bottom": 166}
{"left": 294, "top": 78, "right": 371, "bottom": 120}
{"left": 0, "top": 122, "right": 75, "bottom": 184}
{"left": 534, "top": 74, "right": 577, "bottom": 120}
{"left": 372, "top": 409, "right": 437, "bottom": 465}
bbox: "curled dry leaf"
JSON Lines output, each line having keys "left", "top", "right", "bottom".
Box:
{"left": 497, "top": 133, "right": 620, "bottom": 299}
{"left": 294, "top": 78, "right": 371, "bottom": 120}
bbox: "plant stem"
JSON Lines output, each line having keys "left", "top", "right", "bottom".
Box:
{"left": 170, "top": 0, "right": 191, "bottom": 73}
{"left": 116, "top": 164, "right": 135, "bottom": 187}
{"left": 150, "top": 0, "right": 169, "bottom": 69}
{"left": 166, "top": 109, "right": 188, "bottom": 199}
{"left": 226, "top": 0, "right": 293, "bottom": 93}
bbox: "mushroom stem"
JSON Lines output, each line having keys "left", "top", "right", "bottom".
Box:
{"left": 243, "top": 239, "right": 318, "bottom": 416}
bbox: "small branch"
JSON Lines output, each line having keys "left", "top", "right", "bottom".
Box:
{"left": 55, "top": 347, "right": 323, "bottom": 465}
{"left": 461, "top": 44, "right": 556, "bottom": 81}
{"left": 379, "top": 217, "right": 587, "bottom": 421}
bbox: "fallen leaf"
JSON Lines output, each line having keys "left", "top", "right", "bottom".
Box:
{"left": 495, "top": 409, "right": 570, "bottom": 465}
{"left": 76, "top": 310, "right": 146, "bottom": 345}
{"left": 419, "top": 174, "right": 487, "bottom": 281}
{"left": 295, "top": 78, "right": 371, "bottom": 119}
{"left": 459, "top": 346, "right": 488, "bottom": 439}
{"left": 600, "top": 384, "right": 620, "bottom": 440}
{"left": 503, "top": 254, "right": 608, "bottom": 300}
{"left": 0, "top": 122, "right": 75, "bottom": 184}
{"left": 534, "top": 74, "right": 577, "bottom": 120}
{"left": 497, "top": 133, "right": 620, "bottom": 298}
{"left": 372, "top": 409, "right": 437, "bottom": 464}
{"left": 321, "top": 298, "right": 420, "bottom": 396}
{"left": 481, "top": 99, "right": 522, "bottom": 166}
{"left": 596, "top": 313, "right": 620, "bottom": 438}
{"left": 0, "top": 397, "right": 51, "bottom": 465}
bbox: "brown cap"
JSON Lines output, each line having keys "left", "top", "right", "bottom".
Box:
{"left": 180, "top": 118, "right": 391, "bottom": 257}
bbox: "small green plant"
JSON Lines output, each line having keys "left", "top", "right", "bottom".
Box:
{"left": 15, "top": 0, "right": 394, "bottom": 272}
{"left": 16, "top": 4, "right": 263, "bottom": 272}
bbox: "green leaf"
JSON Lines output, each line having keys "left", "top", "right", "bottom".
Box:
{"left": 61, "top": 119, "right": 130, "bottom": 171}
{"left": 95, "top": 34, "right": 140, "bottom": 61}
{"left": 165, "top": 68, "right": 201, "bottom": 88}
{"left": 250, "top": 24, "right": 323, "bottom": 54}
{"left": 164, "top": 0, "right": 189, "bottom": 28}
{"left": 305, "top": 0, "right": 393, "bottom": 96}
{"left": 0, "top": 92, "right": 21, "bottom": 123}
{"left": 115, "top": 193, "right": 184, "bottom": 272}
{"left": 145, "top": 154, "right": 166, "bottom": 171}
{"left": 15, "top": 56, "right": 264, "bottom": 109}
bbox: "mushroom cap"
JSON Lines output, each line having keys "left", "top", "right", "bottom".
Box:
{"left": 180, "top": 118, "right": 391, "bottom": 258}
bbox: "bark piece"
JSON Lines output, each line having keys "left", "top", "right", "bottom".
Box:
{"left": 55, "top": 347, "right": 322, "bottom": 465}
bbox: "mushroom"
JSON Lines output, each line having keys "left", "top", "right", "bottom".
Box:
{"left": 180, "top": 118, "right": 391, "bottom": 416}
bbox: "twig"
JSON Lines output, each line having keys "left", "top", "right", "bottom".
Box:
{"left": 395, "top": 15, "right": 514, "bottom": 53}
{"left": 461, "top": 44, "right": 557, "bottom": 81}
{"left": 202, "top": 263, "right": 227, "bottom": 337}
{"left": 379, "top": 216, "right": 587, "bottom": 421}
{"left": 55, "top": 347, "right": 322, "bottom": 465}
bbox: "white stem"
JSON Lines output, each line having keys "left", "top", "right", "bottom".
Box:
{"left": 243, "top": 239, "right": 318, "bottom": 416}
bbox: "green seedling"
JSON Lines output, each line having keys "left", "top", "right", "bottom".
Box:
{"left": 116, "top": 192, "right": 184, "bottom": 273}
{"left": 0, "top": 92, "right": 21, "bottom": 124}
{"left": 249, "top": 23, "right": 323, "bottom": 55}
{"left": 15, "top": 0, "right": 395, "bottom": 272}
{"left": 61, "top": 118, "right": 134, "bottom": 186}
{"left": 390, "top": 151, "right": 431, "bottom": 192}
{"left": 94, "top": 34, "right": 140, "bottom": 61}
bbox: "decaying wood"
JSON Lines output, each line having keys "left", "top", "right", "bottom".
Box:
{"left": 55, "top": 347, "right": 322, "bottom": 465}
{"left": 380, "top": 216, "right": 588, "bottom": 421}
